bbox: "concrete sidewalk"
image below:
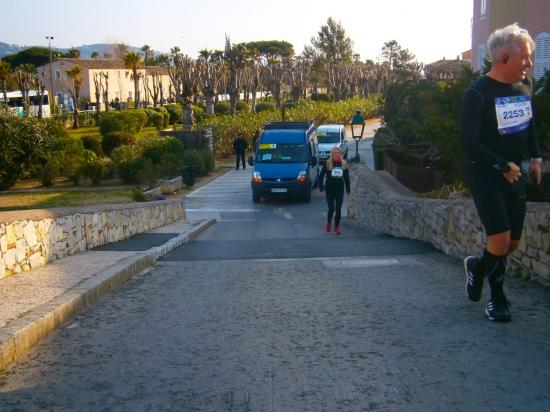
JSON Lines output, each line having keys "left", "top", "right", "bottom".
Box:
{"left": 0, "top": 217, "right": 215, "bottom": 371}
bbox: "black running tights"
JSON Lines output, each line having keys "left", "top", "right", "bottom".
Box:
{"left": 326, "top": 189, "right": 344, "bottom": 227}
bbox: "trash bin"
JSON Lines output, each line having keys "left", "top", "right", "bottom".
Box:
{"left": 182, "top": 166, "right": 195, "bottom": 187}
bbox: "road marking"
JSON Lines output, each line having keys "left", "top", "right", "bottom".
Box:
{"left": 159, "top": 256, "right": 423, "bottom": 265}
{"left": 186, "top": 208, "right": 259, "bottom": 212}
{"left": 322, "top": 258, "right": 400, "bottom": 268}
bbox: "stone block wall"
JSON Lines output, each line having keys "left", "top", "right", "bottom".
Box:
{"left": 0, "top": 199, "right": 186, "bottom": 278}
{"left": 348, "top": 164, "right": 550, "bottom": 285}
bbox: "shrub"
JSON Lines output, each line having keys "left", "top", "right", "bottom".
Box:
{"left": 255, "top": 102, "right": 275, "bottom": 113}
{"left": 132, "top": 187, "right": 149, "bottom": 202}
{"left": 39, "top": 162, "right": 57, "bottom": 187}
{"left": 215, "top": 101, "right": 231, "bottom": 114}
{"left": 199, "top": 149, "right": 214, "bottom": 173}
{"left": 0, "top": 105, "right": 48, "bottom": 190}
{"left": 154, "top": 107, "right": 170, "bottom": 128}
{"left": 199, "top": 97, "right": 382, "bottom": 157}
{"left": 77, "top": 111, "right": 97, "bottom": 128}
{"left": 141, "top": 136, "right": 184, "bottom": 178}
{"left": 141, "top": 135, "right": 184, "bottom": 163}
{"left": 102, "top": 131, "right": 136, "bottom": 156}
{"left": 26, "top": 119, "right": 85, "bottom": 187}
{"left": 164, "top": 103, "right": 183, "bottom": 125}
{"left": 79, "top": 150, "right": 103, "bottom": 185}
{"left": 101, "top": 158, "right": 116, "bottom": 179}
{"left": 236, "top": 101, "right": 249, "bottom": 112}
{"left": 192, "top": 105, "right": 206, "bottom": 123}
{"left": 112, "top": 144, "right": 146, "bottom": 184}
{"left": 311, "top": 93, "right": 332, "bottom": 102}
{"left": 182, "top": 149, "right": 207, "bottom": 176}
{"left": 80, "top": 135, "right": 103, "bottom": 156}
{"left": 283, "top": 100, "right": 298, "bottom": 109}
{"left": 533, "top": 72, "right": 550, "bottom": 156}
{"left": 526, "top": 172, "right": 550, "bottom": 202}
{"left": 98, "top": 110, "right": 147, "bottom": 136}
{"left": 147, "top": 110, "right": 165, "bottom": 130}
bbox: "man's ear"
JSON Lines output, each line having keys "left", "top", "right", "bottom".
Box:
{"left": 501, "top": 54, "right": 509, "bottom": 64}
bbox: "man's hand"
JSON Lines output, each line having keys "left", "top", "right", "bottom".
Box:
{"left": 503, "top": 162, "right": 522, "bottom": 184}
{"left": 528, "top": 160, "right": 542, "bottom": 186}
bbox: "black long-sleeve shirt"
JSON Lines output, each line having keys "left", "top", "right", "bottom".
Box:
{"left": 319, "top": 163, "right": 350, "bottom": 194}
{"left": 233, "top": 137, "right": 247, "bottom": 154}
{"left": 460, "top": 76, "right": 540, "bottom": 171}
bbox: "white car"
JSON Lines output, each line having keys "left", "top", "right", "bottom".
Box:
{"left": 316, "top": 124, "right": 348, "bottom": 164}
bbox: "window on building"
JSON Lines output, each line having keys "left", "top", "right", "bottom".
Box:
{"left": 480, "top": 0, "right": 487, "bottom": 17}
{"left": 55, "top": 70, "right": 61, "bottom": 80}
{"left": 477, "top": 44, "right": 487, "bottom": 71}
{"left": 534, "top": 32, "right": 550, "bottom": 81}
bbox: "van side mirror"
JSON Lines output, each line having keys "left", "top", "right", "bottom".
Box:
{"left": 248, "top": 155, "right": 254, "bottom": 166}
{"left": 310, "top": 156, "right": 317, "bottom": 166}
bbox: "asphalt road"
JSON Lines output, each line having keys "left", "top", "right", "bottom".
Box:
{"left": 1, "top": 158, "right": 549, "bottom": 411}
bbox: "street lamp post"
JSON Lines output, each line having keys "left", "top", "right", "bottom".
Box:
{"left": 45, "top": 36, "right": 54, "bottom": 113}
{"left": 350, "top": 110, "right": 365, "bottom": 163}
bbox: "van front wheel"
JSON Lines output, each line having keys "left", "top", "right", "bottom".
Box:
{"left": 303, "top": 188, "right": 311, "bottom": 203}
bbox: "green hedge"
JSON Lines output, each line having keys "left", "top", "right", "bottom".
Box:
{"left": 200, "top": 97, "right": 381, "bottom": 157}
{"left": 145, "top": 109, "right": 165, "bottom": 130}
{"left": 215, "top": 102, "right": 231, "bottom": 115}
{"left": 98, "top": 110, "right": 148, "bottom": 136}
{"left": 80, "top": 135, "right": 103, "bottom": 156}
{"left": 112, "top": 136, "right": 186, "bottom": 185}
{"left": 255, "top": 102, "right": 275, "bottom": 113}
{"left": 102, "top": 131, "right": 136, "bottom": 156}
{"left": 164, "top": 103, "right": 183, "bottom": 125}
{"left": 182, "top": 149, "right": 214, "bottom": 177}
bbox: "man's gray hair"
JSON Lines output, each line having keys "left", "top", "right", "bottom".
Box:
{"left": 487, "top": 23, "right": 535, "bottom": 61}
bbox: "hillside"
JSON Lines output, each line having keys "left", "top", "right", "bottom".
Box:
{"left": 0, "top": 42, "right": 145, "bottom": 59}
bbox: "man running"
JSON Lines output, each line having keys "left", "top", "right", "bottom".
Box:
{"left": 461, "top": 23, "right": 542, "bottom": 322}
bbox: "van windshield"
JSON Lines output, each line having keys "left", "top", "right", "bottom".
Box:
{"left": 317, "top": 131, "right": 340, "bottom": 144}
{"left": 256, "top": 143, "right": 307, "bottom": 163}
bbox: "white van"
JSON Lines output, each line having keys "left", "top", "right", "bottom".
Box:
{"left": 316, "top": 124, "right": 348, "bottom": 164}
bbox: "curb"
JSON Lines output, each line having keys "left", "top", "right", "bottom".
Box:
{"left": 0, "top": 218, "right": 216, "bottom": 371}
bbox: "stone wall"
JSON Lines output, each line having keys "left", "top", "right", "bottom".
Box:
{"left": 348, "top": 164, "right": 550, "bottom": 285}
{"left": 0, "top": 199, "right": 186, "bottom": 279}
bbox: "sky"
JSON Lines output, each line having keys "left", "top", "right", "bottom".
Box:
{"left": 1, "top": 0, "right": 473, "bottom": 64}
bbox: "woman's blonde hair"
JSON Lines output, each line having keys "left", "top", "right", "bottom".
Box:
{"left": 326, "top": 147, "right": 348, "bottom": 170}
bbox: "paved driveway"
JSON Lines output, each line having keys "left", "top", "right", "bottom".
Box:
{"left": 1, "top": 167, "right": 549, "bottom": 411}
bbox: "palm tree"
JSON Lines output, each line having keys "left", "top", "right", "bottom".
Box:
{"left": 115, "top": 43, "right": 129, "bottom": 59}
{"left": 224, "top": 36, "right": 247, "bottom": 115}
{"left": 66, "top": 66, "right": 83, "bottom": 128}
{"left": 141, "top": 45, "right": 153, "bottom": 105}
{"left": 0, "top": 61, "right": 11, "bottom": 104}
{"left": 123, "top": 52, "right": 142, "bottom": 108}
{"left": 66, "top": 47, "right": 81, "bottom": 58}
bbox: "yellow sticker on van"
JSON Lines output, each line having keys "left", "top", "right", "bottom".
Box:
{"left": 258, "top": 144, "right": 277, "bottom": 149}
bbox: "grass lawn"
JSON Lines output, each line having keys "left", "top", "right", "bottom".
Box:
{"left": 0, "top": 189, "right": 135, "bottom": 211}
{"left": 66, "top": 126, "right": 160, "bottom": 141}
{"left": 66, "top": 126, "right": 102, "bottom": 139}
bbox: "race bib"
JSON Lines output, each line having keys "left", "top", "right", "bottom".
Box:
{"left": 331, "top": 167, "right": 343, "bottom": 178}
{"left": 494, "top": 95, "right": 532, "bottom": 135}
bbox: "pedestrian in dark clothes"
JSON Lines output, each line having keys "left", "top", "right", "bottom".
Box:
{"left": 319, "top": 147, "right": 351, "bottom": 235}
{"left": 461, "top": 23, "right": 542, "bottom": 322}
{"left": 233, "top": 133, "right": 248, "bottom": 170}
